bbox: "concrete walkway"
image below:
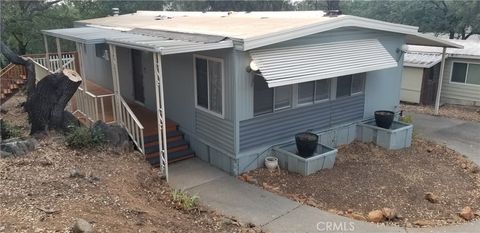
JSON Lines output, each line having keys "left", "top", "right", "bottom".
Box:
{"left": 409, "top": 113, "right": 480, "bottom": 164}
{"left": 169, "top": 113, "right": 480, "bottom": 233}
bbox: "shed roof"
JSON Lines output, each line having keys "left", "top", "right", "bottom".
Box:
{"left": 76, "top": 11, "right": 462, "bottom": 50}
{"left": 404, "top": 39, "right": 480, "bottom": 68}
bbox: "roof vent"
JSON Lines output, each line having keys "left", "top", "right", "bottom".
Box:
{"left": 325, "top": 0, "right": 342, "bottom": 17}
{"left": 112, "top": 8, "right": 119, "bottom": 16}
{"left": 324, "top": 10, "right": 342, "bottom": 17}
{"left": 155, "top": 15, "right": 173, "bottom": 20}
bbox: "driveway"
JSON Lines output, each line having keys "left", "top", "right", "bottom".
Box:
{"left": 409, "top": 113, "right": 480, "bottom": 165}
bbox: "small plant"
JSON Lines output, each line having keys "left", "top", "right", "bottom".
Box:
{"left": 171, "top": 189, "right": 199, "bottom": 211}
{"left": 0, "top": 119, "right": 22, "bottom": 140}
{"left": 400, "top": 115, "right": 413, "bottom": 124}
{"left": 65, "top": 125, "right": 105, "bottom": 149}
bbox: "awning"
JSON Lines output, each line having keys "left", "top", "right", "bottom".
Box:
{"left": 250, "top": 39, "right": 398, "bottom": 87}
{"left": 404, "top": 52, "right": 443, "bottom": 68}
{"left": 43, "top": 27, "right": 233, "bottom": 55}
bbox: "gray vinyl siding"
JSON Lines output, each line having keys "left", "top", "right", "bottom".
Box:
{"left": 162, "top": 49, "right": 236, "bottom": 155}
{"left": 441, "top": 57, "right": 480, "bottom": 104}
{"left": 83, "top": 44, "right": 113, "bottom": 90}
{"left": 195, "top": 109, "right": 235, "bottom": 154}
{"left": 238, "top": 94, "right": 364, "bottom": 152}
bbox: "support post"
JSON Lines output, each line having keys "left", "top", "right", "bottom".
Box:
{"left": 109, "top": 44, "right": 121, "bottom": 123}
{"left": 43, "top": 35, "right": 50, "bottom": 71}
{"left": 153, "top": 52, "right": 168, "bottom": 182}
{"left": 75, "top": 43, "right": 88, "bottom": 92}
{"left": 56, "top": 38, "right": 63, "bottom": 70}
{"left": 434, "top": 47, "right": 447, "bottom": 115}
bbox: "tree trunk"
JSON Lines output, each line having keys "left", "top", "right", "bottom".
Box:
{"left": 29, "top": 70, "right": 82, "bottom": 133}
{"left": 1, "top": 42, "right": 82, "bottom": 134}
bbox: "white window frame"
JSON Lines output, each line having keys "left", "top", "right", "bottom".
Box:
{"left": 193, "top": 54, "right": 225, "bottom": 119}
{"left": 449, "top": 61, "right": 480, "bottom": 86}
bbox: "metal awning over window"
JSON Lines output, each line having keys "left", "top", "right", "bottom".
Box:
{"left": 249, "top": 39, "right": 398, "bottom": 87}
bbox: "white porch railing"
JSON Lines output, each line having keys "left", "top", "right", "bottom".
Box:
{"left": 118, "top": 97, "right": 145, "bottom": 154}
{"left": 27, "top": 52, "right": 77, "bottom": 73}
{"left": 72, "top": 87, "right": 116, "bottom": 125}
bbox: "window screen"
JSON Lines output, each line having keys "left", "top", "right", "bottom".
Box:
{"left": 336, "top": 75, "right": 353, "bottom": 98}
{"left": 195, "top": 58, "right": 208, "bottom": 109}
{"left": 466, "top": 64, "right": 480, "bottom": 85}
{"left": 208, "top": 60, "right": 223, "bottom": 114}
{"left": 451, "top": 63, "right": 467, "bottom": 83}
{"left": 298, "top": 81, "right": 315, "bottom": 105}
{"left": 315, "top": 79, "right": 330, "bottom": 101}
{"left": 351, "top": 75, "right": 364, "bottom": 94}
{"left": 274, "top": 85, "right": 292, "bottom": 110}
{"left": 253, "top": 76, "right": 273, "bottom": 116}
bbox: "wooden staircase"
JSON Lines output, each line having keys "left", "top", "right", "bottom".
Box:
{"left": 0, "top": 64, "right": 27, "bottom": 104}
{"left": 143, "top": 120, "right": 195, "bottom": 166}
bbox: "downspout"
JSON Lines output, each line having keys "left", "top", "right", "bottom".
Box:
{"left": 434, "top": 47, "right": 447, "bottom": 115}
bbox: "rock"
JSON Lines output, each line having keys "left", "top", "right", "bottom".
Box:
{"left": 0, "top": 150, "right": 12, "bottom": 158}
{"left": 1, "top": 138, "right": 37, "bottom": 156}
{"left": 382, "top": 208, "right": 397, "bottom": 220}
{"left": 346, "top": 209, "right": 353, "bottom": 214}
{"left": 70, "top": 170, "right": 84, "bottom": 178}
{"left": 461, "top": 163, "right": 468, "bottom": 169}
{"left": 92, "top": 121, "right": 130, "bottom": 151}
{"left": 72, "top": 218, "right": 93, "bottom": 233}
{"left": 367, "top": 210, "right": 384, "bottom": 223}
{"left": 459, "top": 207, "right": 475, "bottom": 221}
{"left": 426, "top": 148, "right": 433, "bottom": 153}
{"left": 424, "top": 192, "right": 439, "bottom": 203}
{"left": 349, "top": 213, "right": 366, "bottom": 221}
{"left": 246, "top": 177, "right": 258, "bottom": 185}
{"left": 413, "top": 219, "right": 433, "bottom": 226}
{"left": 469, "top": 165, "right": 480, "bottom": 174}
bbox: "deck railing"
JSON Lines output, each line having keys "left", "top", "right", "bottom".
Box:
{"left": 0, "top": 63, "right": 26, "bottom": 101}
{"left": 118, "top": 97, "right": 145, "bottom": 153}
{"left": 73, "top": 87, "right": 116, "bottom": 125}
{"left": 26, "top": 52, "right": 78, "bottom": 73}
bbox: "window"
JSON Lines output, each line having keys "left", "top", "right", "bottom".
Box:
{"left": 253, "top": 75, "right": 292, "bottom": 116}
{"left": 253, "top": 75, "right": 273, "bottom": 115}
{"left": 194, "top": 55, "right": 224, "bottom": 116}
{"left": 297, "top": 79, "right": 330, "bottom": 105}
{"left": 336, "top": 75, "right": 364, "bottom": 98}
{"left": 274, "top": 85, "right": 292, "bottom": 110}
{"left": 95, "top": 43, "right": 109, "bottom": 60}
{"left": 315, "top": 79, "right": 330, "bottom": 101}
{"left": 451, "top": 62, "right": 480, "bottom": 85}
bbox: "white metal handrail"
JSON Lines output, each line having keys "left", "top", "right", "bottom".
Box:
{"left": 118, "top": 96, "right": 145, "bottom": 153}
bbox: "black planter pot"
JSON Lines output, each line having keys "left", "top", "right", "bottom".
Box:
{"left": 374, "top": 110, "right": 395, "bottom": 129}
{"left": 295, "top": 132, "right": 319, "bottom": 158}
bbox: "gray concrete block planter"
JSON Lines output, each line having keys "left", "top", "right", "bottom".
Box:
{"left": 273, "top": 143, "right": 337, "bottom": 176}
{"left": 357, "top": 120, "right": 413, "bottom": 150}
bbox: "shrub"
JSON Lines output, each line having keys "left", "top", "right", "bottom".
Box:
{"left": 171, "top": 189, "right": 199, "bottom": 211}
{"left": 65, "top": 125, "right": 104, "bottom": 149}
{"left": 400, "top": 115, "right": 413, "bottom": 124}
{"left": 0, "top": 119, "right": 22, "bottom": 140}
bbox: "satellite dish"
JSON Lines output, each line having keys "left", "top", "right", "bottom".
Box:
{"left": 249, "top": 61, "right": 259, "bottom": 71}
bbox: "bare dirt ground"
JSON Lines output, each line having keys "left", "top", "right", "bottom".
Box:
{"left": 401, "top": 103, "right": 480, "bottom": 122}
{"left": 246, "top": 138, "right": 480, "bottom": 228}
{"left": 1, "top": 93, "right": 259, "bottom": 233}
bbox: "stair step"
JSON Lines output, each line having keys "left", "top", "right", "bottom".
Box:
{"left": 144, "top": 139, "right": 187, "bottom": 154}
{"left": 145, "top": 144, "right": 189, "bottom": 159}
{"left": 147, "top": 149, "right": 195, "bottom": 166}
{"left": 144, "top": 130, "right": 182, "bottom": 144}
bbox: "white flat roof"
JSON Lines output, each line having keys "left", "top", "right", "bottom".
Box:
{"left": 76, "top": 11, "right": 462, "bottom": 50}
{"left": 407, "top": 39, "right": 480, "bottom": 58}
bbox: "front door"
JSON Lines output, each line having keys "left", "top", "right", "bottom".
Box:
{"left": 131, "top": 50, "right": 145, "bottom": 103}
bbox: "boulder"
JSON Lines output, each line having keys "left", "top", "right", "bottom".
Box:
{"left": 382, "top": 208, "right": 397, "bottom": 220}
{"left": 92, "top": 121, "right": 130, "bottom": 152}
{"left": 459, "top": 207, "right": 475, "bottom": 221}
{"left": 0, "top": 138, "right": 37, "bottom": 156}
{"left": 349, "top": 213, "right": 366, "bottom": 221}
{"left": 367, "top": 210, "right": 384, "bottom": 223}
{"left": 72, "top": 218, "right": 93, "bottom": 233}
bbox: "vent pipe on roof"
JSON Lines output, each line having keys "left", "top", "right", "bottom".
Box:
{"left": 324, "top": 0, "right": 342, "bottom": 17}
{"left": 112, "top": 8, "right": 119, "bottom": 16}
